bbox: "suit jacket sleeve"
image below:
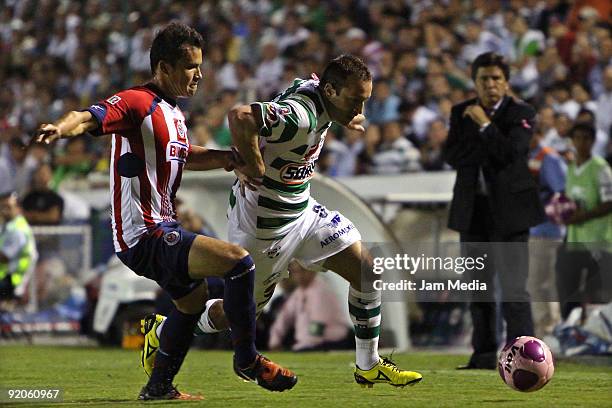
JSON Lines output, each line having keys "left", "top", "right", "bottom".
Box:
{"left": 478, "top": 104, "right": 536, "bottom": 167}
{"left": 442, "top": 105, "right": 484, "bottom": 168}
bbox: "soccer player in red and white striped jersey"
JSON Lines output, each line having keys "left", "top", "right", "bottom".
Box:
{"left": 35, "top": 22, "right": 296, "bottom": 400}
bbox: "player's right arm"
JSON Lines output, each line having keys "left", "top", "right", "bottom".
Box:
{"left": 227, "top": 104, "right": 266, "bottom": 178}
{"left": 35, "top": 111, "right": 98, "bottom": 144}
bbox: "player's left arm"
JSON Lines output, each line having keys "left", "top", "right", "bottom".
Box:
{"left": 184, "top": 145, "right": 235, "bottom": 171}
{"left": 566, "top": 165, "right": 612, "bottom": 224}
{"left": 34, "top": 111, "right": 98, "bottom": 144}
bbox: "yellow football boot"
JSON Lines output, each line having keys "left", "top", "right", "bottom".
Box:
{"left": 354, "top": 357, "right": 423, "bottom": 388}
{"left": 140, "top": 313, "right": 165, "bottom": 377}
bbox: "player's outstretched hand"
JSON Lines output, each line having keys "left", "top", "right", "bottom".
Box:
{"left": 34, "top": 124, "right": 62, "bottom": 145}
{"left": 346, "top": 114, "right": 366, "bottom": 132}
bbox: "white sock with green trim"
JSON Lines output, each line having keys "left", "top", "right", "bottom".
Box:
{"left": 349, "top": 286, "right": 381, "bottom": 370}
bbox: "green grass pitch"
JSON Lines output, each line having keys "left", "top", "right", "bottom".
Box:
{"left": 1, "top": 346, "right": 610, "bottom": 407}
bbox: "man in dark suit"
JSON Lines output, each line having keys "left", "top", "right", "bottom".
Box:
{"left": 443, "top": 52, "right": 545, "bottom": 369}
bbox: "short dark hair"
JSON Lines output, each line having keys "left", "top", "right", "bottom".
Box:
{"left": 569, "top": 123, "right": 596, "bottom": 141}
{"left": 576, "top": 108, "right": 595, "bottom": 122}
{"left": 150, "top": 22, "right": 204, "bottom": 74}
{"left": 471, "top": 52, "right": 510, "bottom": 81}
{"left": 320, "top": 54, "right": 372, "bottom": 93}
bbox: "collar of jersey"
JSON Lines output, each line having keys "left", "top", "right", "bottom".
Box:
{"left": 145, "top": 83, "right": 177, "bottom": 107}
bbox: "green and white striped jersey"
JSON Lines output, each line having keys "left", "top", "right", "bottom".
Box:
{"left": 232, "top": 78, "right": 333, "bottom": 240}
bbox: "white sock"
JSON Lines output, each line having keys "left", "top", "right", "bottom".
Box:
{"left": 196, "top": 299, "right": 224, "bottom": 334}
{"left": 348, "top": 286, "right": 381, "bottom": 370}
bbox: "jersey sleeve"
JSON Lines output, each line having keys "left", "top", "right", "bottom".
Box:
{"left": 0, "top": 228, "right": 27, "bottom": 260}
{"left": 598, "top": 163, "right": 612, "bottom": 203}
{"left": 250, "top": 98, "right": 315, "bottom": 143}
{"left": 84, "top": 89, "right": 156, "bottom": 137}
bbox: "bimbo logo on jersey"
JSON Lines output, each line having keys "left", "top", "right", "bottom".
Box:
{"left": 280, "top": 161, "right": 315, "bottom": 184}
{"left": 167, "top": 141, "right": 188, "bottom": 163}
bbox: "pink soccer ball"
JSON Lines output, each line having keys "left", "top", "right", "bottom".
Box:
{"left": 498, "top": 336, "right": 555, "bottom": 392}
{"left": 544, "top": 192, "right": 576, "bottom": 224}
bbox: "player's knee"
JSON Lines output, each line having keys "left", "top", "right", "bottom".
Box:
{"left": 225, "top": 244, "right": 250, "bottom": 264}
{"left": 224, "top": 252, "right": 255, "bottom": 280}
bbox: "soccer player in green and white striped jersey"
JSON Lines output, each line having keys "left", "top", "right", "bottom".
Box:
{"left": 227, "top": 54, "right": 421, "bottom": 388}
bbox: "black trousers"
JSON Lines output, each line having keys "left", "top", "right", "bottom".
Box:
{"left": 555, "top": 245, "right": 612, "bottom": 320}
{"left": 460, "top": 195, "right": 534, "bottom": 365}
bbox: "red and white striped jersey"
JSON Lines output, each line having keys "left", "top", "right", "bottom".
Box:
{"left": 87, "top": 84, "right": 191, "bottom": 252}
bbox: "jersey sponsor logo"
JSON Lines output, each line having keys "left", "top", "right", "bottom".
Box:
{"left": 106, "top": 95, "right": 122, "bottom": 105}
{"left": 174, "top": 119, "right": 187, "bottom": 142}
{"left": 320, "top": 223, "right": 355, "bottom": 248}
{"left": 265, "top": 104, "right": 290, "bottom": 127}
{"left": 166, "top": 140, "right": 188, "bottom": 163}
{"left": 304, "top": 138, "right": 324, "bottom": 160}
{"left": 163, "top": 230, "right": 181, "bottom": 246}
{"left": 280, "top": 161, "right": 315, "bottom": 184}
{"left": 267, "top": 245, "right": 281, "bottom": 259}
{"left": 326, "top": 214, "right": 342, "bottom": 228}
{"left": 313, "top": 204, "right": 328, "bottom": 218}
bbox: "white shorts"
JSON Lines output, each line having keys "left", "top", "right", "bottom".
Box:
{"left": 227, "top": 197, "right": 361, "bottom": 312}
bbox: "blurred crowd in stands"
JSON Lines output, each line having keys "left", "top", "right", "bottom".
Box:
{"left": 1, "top": 0, "right": 611, "bottom": 199}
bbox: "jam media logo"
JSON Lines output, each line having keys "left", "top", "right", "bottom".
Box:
{"left": 166, "top": 140, "right": 188, "bottom": 164}
{"left": 163, "top": 231, "right": 180, "bottom": 246}
{"left": 279, "top": 161, "right": 315, "bottom": 184}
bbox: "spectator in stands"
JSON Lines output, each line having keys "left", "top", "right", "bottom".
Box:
{"left": 420, "top": 118, "right": 450, "bottom": 171}
{"left": 575, "top": 108, "right": 610, "bottom": 159}
{"left": 1, "top": 0, "right": 609, "bottom": 178}
{"left": 21, "top": 163, "right": 64, "bottom": 226}
{"left": 543, "top": 112, "right": 574, "bottom": 162}
{"left": 596, "top": 66, "right": 612, "bottom": 140}
{"left": 556, "top": 123, "right": 612, "bottom": 319}
{"left": 255, "top": 34, "right": 284, "bottom": 100}
{"left": 50, "top": 136, "right": 94, "bottom": 189}
{"left": 0, "top": 190, "right": 37, "bottom": 301}
{"left": 370, "top": 121, "right": 421, "bottom": 174}
{"left": 1, "top": 136, "right": 47, "bottom": 198}
{"left": 507, "top": 9, "right": 545, "bottom": 99}
{"left": 549, "top": 81, "right": 581, "bottom": 119}
{"left": 366, "top": 79, "right": 401, "bottom": 125}
{"left": 457, "top": 17, "right": 505, "bottom": 69}
{"left": 356, "top": 123, "right": 381, "bottom": 175}
{"left": 268, "top": 261, "right": 353, "bottom": 352}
